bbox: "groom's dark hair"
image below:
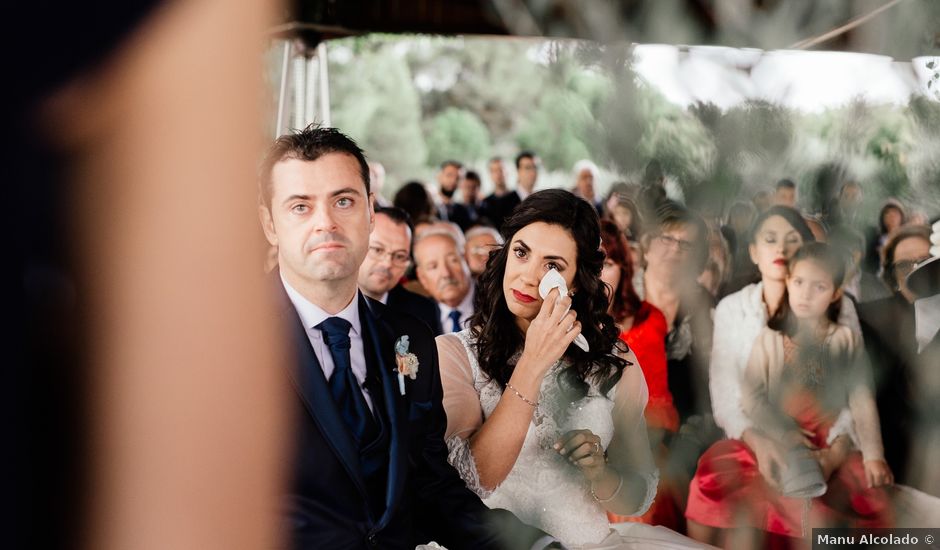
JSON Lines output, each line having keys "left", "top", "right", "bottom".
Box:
{"left": 259, "top": 124, "right": 370, "bottom": 208}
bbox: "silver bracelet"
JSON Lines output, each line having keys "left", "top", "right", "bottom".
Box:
{"left": 591, "top": 473, "right": 623, "bottom": 503}
{"left": 505, "top": 383, "right": 539, "bottom": 407}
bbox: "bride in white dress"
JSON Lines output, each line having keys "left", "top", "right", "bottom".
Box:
{"left": 435, "top": 190, "right": 710, "bottom": 549}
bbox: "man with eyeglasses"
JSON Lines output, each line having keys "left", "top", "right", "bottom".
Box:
{"left": 638, "top": 201, "right": 714, "bottom": 422}
{"left": 358, "top": 207, "right": 443, "bottom": 336}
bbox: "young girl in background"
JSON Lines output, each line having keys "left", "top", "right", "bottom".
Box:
{"left": 695, "top": 242, "right": 893, "bottom": 546}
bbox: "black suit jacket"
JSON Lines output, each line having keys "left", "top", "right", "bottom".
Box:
{"left": 386, "top": 284, "right": 443, "bottom": 336}
{"left": 484, "top": 191, "right": 522, "bottom": 231}
{"left": 858, "top": 292, "right": 917, "bottom": 483}
{"left": 443, "top": 202, "right": 474, "bottom": 232}
{"left": 276, "top": 281, "right": 540, "bottom": 549}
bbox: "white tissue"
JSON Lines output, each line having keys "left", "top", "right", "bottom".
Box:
{"left": 537, "top": 268, "right": 590, "bottom": 352}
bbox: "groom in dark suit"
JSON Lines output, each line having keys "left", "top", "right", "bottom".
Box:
{"left": 259, "top": 126, "right": 551, "bottom": 550}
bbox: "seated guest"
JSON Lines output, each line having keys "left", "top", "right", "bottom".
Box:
{"left": 904, "top": 229, "right": 940, "bottom": 495}
{"left": 259, "top": 125, "right": 549, "bottom": 549}
{"left": 804, "top": 214, "right": 828, "bottom": 242}
{"left": 862, "top": 198, "right": 906, "bottom": 274}
{"left": 859, "top": 224, "right": 933, "bottom": 485}
{"left": 571, "top": 159, "right": 603, "bottom": 214}
{"left": 460, "top": 170, "right": 487, "bottom": 226}
{"left": 368, "top": 161, "right": 391, "bottom": 207}
{"left": 604, "top": 190, "right": 642, "bottom": 240}
{"left": 491, "top": 151, "right": 539, "bottom": 230}
{"left": 600, "top": 220, "right": 678, "bottom": 432}
{"left": 828, "top": 225, "right": 891, "bottom": 304}
{"left": 414, "top": 229, "right": 475, "bottom": 333}
{"left": 436, "top": 160, "right": 474, "bottom": 231}
{"left": 482, "top": 156, "right": 508, "bottom": 224}
{"left": 688, "top": 244, "right": 892, "bottom": 547}
{"left": 394, "top": 180, "right": 436, "bottom": 226}
{"left": 752, "top": 189, "right": 772, "bottom": 214}
{"left": 600, "top": 220, "right": 683, "bottom": 530}
{"left": 636, "top": 201, "right": 715, "bottom": 422}
{"left": 773, "top": 178, "right": 798, "bottom": 208}
{"left": 358, "top": 206, "right": 443, "bottom": 335}
{"left": 416, "top": 219, "right": 467, "bottom": 250}
{"left": 691, "top": 206, "right": 865, "bottom": 544}
{"left": 436, "top": 189, "right": 709, "bottom": 549}
{"left": 464, "top": 225, "right": 503, "bottom": 278}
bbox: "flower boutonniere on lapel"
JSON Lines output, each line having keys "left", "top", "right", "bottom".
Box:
{"left": 394, "top": 335, "right": 419, "bottom": 395}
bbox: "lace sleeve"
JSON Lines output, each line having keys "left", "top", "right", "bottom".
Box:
{"left": 436, "top": 333, "right": 483, "bottom": 440}
{"left": 445, "top": 435, "right": 493, "bottom": 499}
{"left": 608, "top": 348, "right": 659, "bottom": 516}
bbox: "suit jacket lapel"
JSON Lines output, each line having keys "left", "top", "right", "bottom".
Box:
{"left": 359, "top": 295, "right": 407, "bottom": 530}
{"left": 277, "top": 283, "right": 367, "bottom": 499}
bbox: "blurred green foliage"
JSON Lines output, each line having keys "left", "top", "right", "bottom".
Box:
{"left": 318, "top": 35, "right": 940, "bottom": 217}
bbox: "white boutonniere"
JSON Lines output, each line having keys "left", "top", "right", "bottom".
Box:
{"left": 394, "top": 335, "right": 419, "bottom": 395}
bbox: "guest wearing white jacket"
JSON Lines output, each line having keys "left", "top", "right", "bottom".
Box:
{"left": 686, "top": 206, "right": 864, "bottom": 545}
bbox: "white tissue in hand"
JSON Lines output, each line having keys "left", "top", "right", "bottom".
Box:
{"left": 538, "top": 267, "right": 569, "bottom": 301}
{"left": 537, "top": 268, "right": 589, "bottom": 352}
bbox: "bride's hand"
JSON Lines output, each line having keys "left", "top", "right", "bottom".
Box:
{"left": 518, "top": 288, "right": 582, "bottom": 379}
{"left": 555, "top": 429, "right": 606, "bottom": 481}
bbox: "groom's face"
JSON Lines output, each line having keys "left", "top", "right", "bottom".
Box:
{"left": 260, "top": 153, "right": 374, "bottom": 291}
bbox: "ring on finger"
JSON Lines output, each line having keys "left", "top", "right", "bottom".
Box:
{"left": 592, "top": 441, "right": 600, "bottom": 455}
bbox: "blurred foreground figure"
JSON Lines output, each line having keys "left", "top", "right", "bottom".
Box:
{"left": 11, "top": 1, "right": 288, "bottom": 549}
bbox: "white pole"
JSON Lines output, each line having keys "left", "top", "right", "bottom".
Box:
{"left": 317, "top": 42, "right": 331, "bottom": 127}
{"left": 291, "top": 57, "right": 306, "bottom": 130}
{"left": 274, "top": 40, "right": 292, "bottom": 138}
{"left": 305, "top": 54, "right": 318, "bottom": 126}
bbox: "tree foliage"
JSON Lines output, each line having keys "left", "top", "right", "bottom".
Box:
{"left": 317, "top": 34, "right": 940, "bottom": 217}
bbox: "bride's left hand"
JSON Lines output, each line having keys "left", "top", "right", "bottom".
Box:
{"left": 555, "top": 429, "right": 607, "bottom": 481}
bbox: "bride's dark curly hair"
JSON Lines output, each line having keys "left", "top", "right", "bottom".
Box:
{"left": 468, "top": 189, "right": 630, "bottom": 398}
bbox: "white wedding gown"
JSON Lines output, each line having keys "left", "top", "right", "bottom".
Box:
{"left": 437, "top": 330, "right": 713, "bottom": 549}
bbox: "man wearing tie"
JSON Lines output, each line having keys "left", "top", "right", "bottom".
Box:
{"left": 258, "top": 126, "right": 548, "bottom": 549}
{"left": 412, "top": 230, "right": 475, "bottom": 334}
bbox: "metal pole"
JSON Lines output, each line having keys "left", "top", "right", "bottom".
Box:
{"left": 317, "top": 42, "right": 331, "bottom": 126}
{"left": 292, "top": 57, "right": 306, "bottom": 130}
{"left": 305, "top": 55, "right": 318, "bottom": 126}
{"left": 274, "top": 40, "right": 292, "bottom": 138}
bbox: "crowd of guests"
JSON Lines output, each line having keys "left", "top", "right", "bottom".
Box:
{"left": 264, "top": 125, "right": 940, "bottom": 550}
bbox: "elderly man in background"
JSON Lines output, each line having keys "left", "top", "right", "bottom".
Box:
{"left": 358, "top": 206, "right": 443, "bottom": 335}
{"left": 413, "top": 229, "right": 474, "bottom": 334}
{"left": 464, "top": 226, "right": 503, "bottom": 278}
{"left": 572, "top": 159, "right": 603, "bottom": 214}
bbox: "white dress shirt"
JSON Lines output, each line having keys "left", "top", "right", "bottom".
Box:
{"left": 281, "top": 275, "right": 374, "bottom": 412}
{"left": 439, "top": 283, "right": 475, "bottom": 333}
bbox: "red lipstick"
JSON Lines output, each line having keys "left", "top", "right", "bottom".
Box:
{"left": 512, "top": 289, "right": 537, "bottom": 303}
